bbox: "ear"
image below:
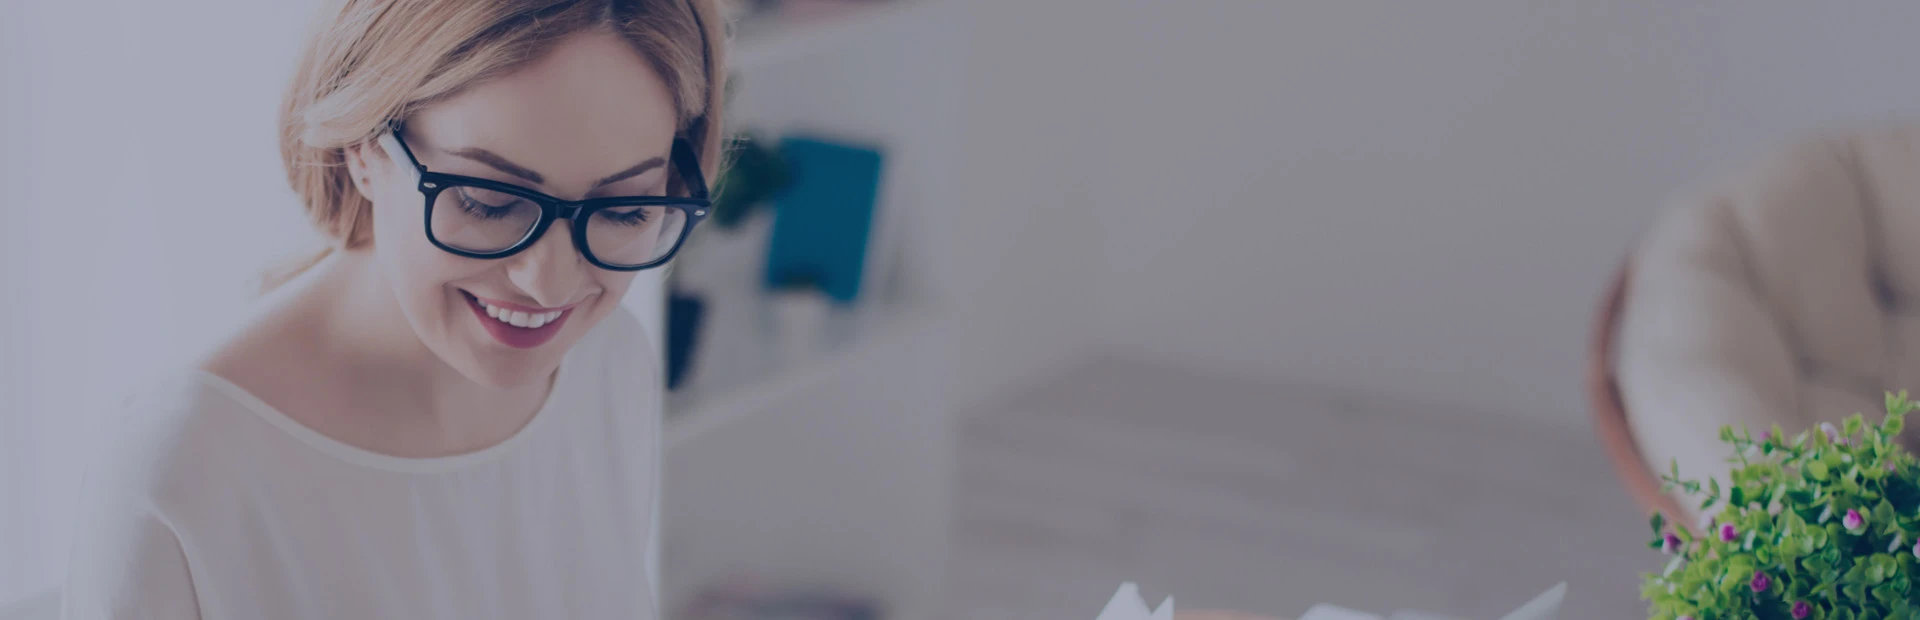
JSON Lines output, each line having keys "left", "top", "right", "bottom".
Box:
{"left": 342, "top": 141, "right": 388, "bottom": 200}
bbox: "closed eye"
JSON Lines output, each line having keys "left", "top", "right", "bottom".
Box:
{"left": 455, "top": 187, "right": 530, "bottom": 219}
{"left": 596, "top": 206, "right": 654, "bottom": 227}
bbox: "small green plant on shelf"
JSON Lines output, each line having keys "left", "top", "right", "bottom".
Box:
{"left": 1643, "top": 392, "right": 1920, "bottom": 620}
{"left": 709, "top": 131, "right": 794, "bottom": 231}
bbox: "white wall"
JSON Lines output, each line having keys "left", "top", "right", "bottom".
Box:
{"left": 0, "top": 0, "right": 324, "bottom": 598}
{"left": 1080, "top": 1, "right": 1920, "bottom": 426}
{"left": 930, "top": 0, "right": 1109, "bottom": 409}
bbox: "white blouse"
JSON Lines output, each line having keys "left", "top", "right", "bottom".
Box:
{"left": 61, "top": 308, "right": 662, "bottom": 619}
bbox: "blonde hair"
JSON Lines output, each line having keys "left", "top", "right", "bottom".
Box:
{"left": 265, "top": 0, "right": 727, "bottom": 292}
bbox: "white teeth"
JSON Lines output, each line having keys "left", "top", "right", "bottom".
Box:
{"left": 477, "top": 298, "right": 564, "bottom": 329}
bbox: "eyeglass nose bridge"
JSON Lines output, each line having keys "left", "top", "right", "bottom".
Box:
{"left": 551, "top": 202, "right": 588, "bottom": 221}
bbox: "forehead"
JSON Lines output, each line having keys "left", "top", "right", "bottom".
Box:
{"left": 406, "top": 31, "right": 680, "bottom": 182}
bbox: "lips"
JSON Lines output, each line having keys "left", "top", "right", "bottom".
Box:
{"left": 461, "top": 291, "right": 572, "bottom": 349}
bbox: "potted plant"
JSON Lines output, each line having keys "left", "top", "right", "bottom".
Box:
{"left": 665, "top": 130, "right": 795, "bottom": 391}
{"left": 1643, "top": 393, "right": 1920, "bottom": 620}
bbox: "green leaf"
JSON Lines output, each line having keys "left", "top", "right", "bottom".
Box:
{"left": 1813, "top": 461, "right": 1833, "bottom": 481}
{"left": 1848, "top": 416, "right": 1866, "bottom": 438}
{"left": 1887, "top": 412, "right": 1905, "bottom": 438}
{"left": 1732, "top": 485, "right": 1748, "bottom": 507}
{"left": 1652, "top": 512, "right": 1667, "bottom": 536}
{"left": 1821, "top": 503, "right": 1836, "bottom": 524}
{"left": 1846, "top": 582, "right": 1868, "bottom": 603}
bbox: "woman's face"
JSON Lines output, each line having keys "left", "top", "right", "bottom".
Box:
{"left": 349, "top": 30, "right": 680, "bottom": 388}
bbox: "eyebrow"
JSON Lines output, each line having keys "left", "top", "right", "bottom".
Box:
{"left": 448, "top": 147, "right": 667, "bottom": 189}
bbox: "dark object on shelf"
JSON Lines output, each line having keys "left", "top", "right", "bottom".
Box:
{"left": 762, "top": 136, "right": 885, "bottom": 303}
{"left": 666, "top": 289, "right": 707, "bottom": 391}
{"left": 710, "top": 132, "right": 795, "bottom": 230}
{"left": 679, "top": 579, "right": 883, "bottom": 620}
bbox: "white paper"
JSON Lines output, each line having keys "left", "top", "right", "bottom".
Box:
{"left": 1301, "top": 582, "right": 1566, "bottom": 620}
{"left": 1096, "top": 582, "right": 1173, "bottom": 620}
{"left": 1299, "top": 603, "right": 1384, "bottom": 620}
{"left": 1385, "top": 612, "right": 1468, "bottom": 620}
{"left": 1495, "top": 582, "right": 1566, "bottom": 620}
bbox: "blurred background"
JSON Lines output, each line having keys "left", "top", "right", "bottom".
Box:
{"left": 9, "top": 1, "right": 1920, "bottom": 618}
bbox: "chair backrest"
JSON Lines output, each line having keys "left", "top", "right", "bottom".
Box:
{"left": 0, "top": 589, "right": 59, "bottom": 620}
{"left": 1588, "top": 260, "right": 1689, "bottom": 527}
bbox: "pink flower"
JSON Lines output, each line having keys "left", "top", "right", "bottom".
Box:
{"left": 1760, "top": 430, "right": 1774, "bottom": 443}
{"left": 1661, "top": 533, "right": 1682, "bottom": 554}
{"left": 1792, "top": 601, "right": 1811, "bottom": 619}
{"left": 1822, "top": 422, "right": 1848, "bottom": 445}
{"left": 1844, "top": 508, "right": 1866, "bottom": 531}
{"left": 1720, "top": 522, "right": 1739, "bottom": 542}
{"left": 1750, "top": 571, "right": 1771, "bottom": 593}
{"left": 1890, "top": 461, "right": 1899, "bottom": 473}
{"left": 1679, "top": 617, "right": 1694, "bottom": 620}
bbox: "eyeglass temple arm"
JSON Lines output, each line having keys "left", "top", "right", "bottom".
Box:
{"left": 379, "top": 124, "right": 429, "bottom": 174}
{"left": 671, "top": 137, "right": 709, "bottom": 200}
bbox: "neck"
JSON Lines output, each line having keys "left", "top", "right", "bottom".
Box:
{"left": 219, "top": 247, "right": 552, "bottom": 459}
{"left": 306, "top": 249, "right": 546, "bottom": 437}
{"left": 313, "top": 249, "right": 453, "bottom": 387}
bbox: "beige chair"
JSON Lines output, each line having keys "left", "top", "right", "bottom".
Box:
{"left": 1598, "top": 125, "right": 1920, "bottom": 525}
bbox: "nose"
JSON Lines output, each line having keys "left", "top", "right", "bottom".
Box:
{"left": 505, "top": 221, "right": 589, "bottom": 308}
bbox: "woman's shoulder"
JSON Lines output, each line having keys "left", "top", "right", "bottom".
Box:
{"left": 84, "top": 368, "right": 270, "bottom": 506}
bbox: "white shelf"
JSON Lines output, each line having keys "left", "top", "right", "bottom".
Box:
{"left": 664, "top": 305, "right": 931, "bottom": 449}
{"left": 728, "top": 1, "right": 920, "bottom": 74}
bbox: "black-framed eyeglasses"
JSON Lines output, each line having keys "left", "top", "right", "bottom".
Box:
{"left": 378, "top": 122, "right": 711, "bottom": 272}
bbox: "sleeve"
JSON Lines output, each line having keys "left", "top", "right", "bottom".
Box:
{"left": 648, "top": 459, "right": 662, "bottom": 607}
{"left": 606, "top": 302, "right": 665, "bottom": 608}
{"left": 60, "top": 492, "right": 202, "bottom": 619}
{"left": 62, "top": 380, "right": 205, "bottom": 619}
{"left": 643, "top": 309, "right": 665, "bottom": 609}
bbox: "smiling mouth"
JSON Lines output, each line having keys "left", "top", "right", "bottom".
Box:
{"left": 460, "top": 291, "right": 575, "bottom": 349}
{"left": 472, "top": 297, "right": 565, "bottom": 329}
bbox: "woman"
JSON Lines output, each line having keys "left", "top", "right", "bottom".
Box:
{"left": 62, "top": 0, "right": 724, "bottom": 617}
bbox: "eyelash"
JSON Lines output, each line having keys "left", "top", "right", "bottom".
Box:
{"left": 597, "top": 208, "right": 652, "bottom": 227}
{"left": 457, "top": 193, "right": 521, "bottom": 220}
{"left": 451, "top": 187, "right": 659, "bottom": 227}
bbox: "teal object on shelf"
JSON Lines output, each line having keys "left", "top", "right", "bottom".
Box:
{"left": 763, "top": 136, "right": 885, "bottom": 303}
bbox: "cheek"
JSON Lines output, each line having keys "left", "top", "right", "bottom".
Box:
{"left": 369, "top": 189, "right": 480, "bottom": 303}
{"left": 593, "top": 271, "right": 640, "bottom": 310}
